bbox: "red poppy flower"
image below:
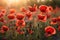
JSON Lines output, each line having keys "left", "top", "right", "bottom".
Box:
{"left": 10, "top": 9, "right": 16, "bottom": 14}
{"left": 46, "top": 6, "right": 53, "bottom": 13}
{"left": 16, "top": 14, "right": 24, "bottom": 20}
{"left": 25, "top": 12, "right": 32, "bottom": 20}
{"left": 45, "top": 26, "right": 56, "bottom": 37}
{"left": 16, "top": 20, "right": 25, "bottom": 28}
{"left": 1, "top": 25, "right": 9, "bottom": 32}
{"left": 17, "top": 27, "right": 25, "bottom": 34}
{"left": 28, "top": 4, "right": 37, "bottom": 12}
{"left": 50, "top": 18, "right": 57, "bottom": 25}
{"left": 39, "top": 5, "right": 47, "bottom": 12}
{"left": 7, "top": 14, "right": 15, "bottom": 19}
{"left": 20, "top": 7, "right": 27, "bottom": 12}
{"left": 48, "top": 6, "right": 53, "bottom": 11}
{"left": 47, "top": 6, "right": 53, "bottom": 12}
{"left": 37, "top": 14, "right": 47, "bottom": 22}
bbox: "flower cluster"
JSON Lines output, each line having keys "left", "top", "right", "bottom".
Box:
{"left": 0, "top": 4, "right": 60, "bottom": 39}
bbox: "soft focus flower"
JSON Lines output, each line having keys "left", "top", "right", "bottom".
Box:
{"left": 45, "top": 26, "right": 56, "bottom": 37}
{"left": 50, "top": 18, "right": 57, "bottom": 25}
{"left": 46, "top": 6, "right": 53, "bottom": 15}
{"left": 39, "top": 5, "right": 47, "bottom": 12}
{"left": 37, "top": 14, "right": 47, "bottom": 22}
{"left": 25, "top": 12, "right": 32, "bottom": 20}
{"left": 7, "top": 14, "right": 15, "bottom": 20}
{"left": 47, "top": 6, "right": 53, "bottom": 12}
{"left": 16, "top": 20, "right": 25, "bottom": 28}
{"left": 28, "top": 4, "right": 37, "bottom": 12}
{"left": 17, "top": 27, "right": 25, "bottom": 34}
{"left": 10, "top": 9, "right": 16, "bottom": 14}
{"left": 20, "top": 7, "right": 27, "bottom": 12}
{"left": 1, "top": 25, "right": 9, "bottom": 32}
{"left": 16, "top": 14, "right": 24, "bottom": 20}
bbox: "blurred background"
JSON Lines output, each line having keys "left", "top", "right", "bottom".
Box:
{"left": 0, "top": 0, "right": 60, "bottom": 9}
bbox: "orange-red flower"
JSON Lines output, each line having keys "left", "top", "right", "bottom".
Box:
{"left": 48, "top": 6, "right": 53, "bottom": 11}
{"left": 1, "top": 25, "right": 9, "bottom": 32}
{"left": 28, "top": 4, "right": 37, "bottom": 12}
{"left": 16, "top": 14, "right": 24, "bottom": 20}
{"left": 47, "top": 6, "right": 53, "bottom": 12}
{"left": 50, "top": 18, "right": 57, "bottom": 25}
{"left": 25, "top": 12, "right": 32, "bottom": 20}
{"left": 16, "top": 20, "right": 25, "bottom": 28}
{"left": 39, "top": 5, "right": 47, "bottom": 12}
{"left": 37, "top": 14, "right": 47, "bottom": 22}
{"left": 45, "top": 26, "right": 56, "bottom": 37}
{"left": 10, "top": 9, "right": 16, "bottom": 14}
{"left": 7, "top": 14, "right": 15, "bottom": 19}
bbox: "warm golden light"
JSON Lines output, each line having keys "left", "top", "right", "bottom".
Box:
{"left": 3, "top": 0, "right": 27, "bottom": 7}
{"left": 37, "top": 0, "right": 40, "bottom": 3}
{"left": 7, "top": 0, "right": 20, "bottom": 4}
{"left": 41, "top": 0, "right": 45, "bottom": 2}
{"left": 3, "top": 0, "right": 20, "bottom": 7}
{"left": 4, "top": 0, "right": 21, "bottom": 7}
